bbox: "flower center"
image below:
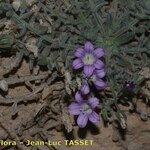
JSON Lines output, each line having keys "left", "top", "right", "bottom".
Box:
{"left": 81, "top": 103, "right": 92, "bottom": 114}
{"left": 83, "top": 53, "right": 95, "bottom": 65}
{"left": 91, "top": 75, "right": 96, "bottom": 82}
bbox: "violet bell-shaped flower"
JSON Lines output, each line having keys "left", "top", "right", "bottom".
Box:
{"left": 90, "top": 69, "right": 107, "bottom": 90}
{"left": 80, "top": 80, "right": 90, "bottom": 95}
{"left": 68, "top": 91, "right": 100, "bottom": 128}
{"left": 123, "top": 81, "right": 136, "bottom": 92}
{"left": 72, "top": 41, "right": 105, "bottom": 77}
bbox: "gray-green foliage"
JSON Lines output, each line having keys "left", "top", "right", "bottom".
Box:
{"left": 0, "top": 0, "right": 149, "bottom": 125}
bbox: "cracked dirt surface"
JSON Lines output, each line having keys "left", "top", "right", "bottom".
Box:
{"left": 0, "top": 60, "right": 149, "bottom": 150}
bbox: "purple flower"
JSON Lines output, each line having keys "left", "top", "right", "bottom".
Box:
{"left": 68, "top": 91, "right": 100, "bottom": 128}
{"left": 90, "top": 69, "right": 107, "bottom": 90}
{"left": 72, "top": 41, "right": 105, "bottom": 77}
{"left": 123, "top": 81, "right": 135, "bottom": 91}
{"left": 80, "top": 81, "right": 90, "bottom": 95}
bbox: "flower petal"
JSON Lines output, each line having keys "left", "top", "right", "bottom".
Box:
{"left": 94, "top": 48, "right": 104, "bottom": 58}
{"left": 88, "top": 97, "right": 99, "bottom": 108}
{"left": 80, "top": 82, "right": 90, "bottom": 95}
{"left": 94, "top": 79, "right": 107, "bottom": 90}
{"left": 77, "top": 113, "right": 88, "bottom": 128}
{"left": 84, "top": 65, "right": 95, "bottom": 77}
{"left": 72, "top": 59, "right": 83, "bottom": 69}
{"left": 68, "top": 103, "right": 81, "bottom": 115}
{"left": 95, "top": 69, "right": 106, "bottom": 78}
{"left": 75, "top": 48, "right": 85, "bottom": 58}
{"left": 89, "top": 111, "right": 100, "bottom": 123}
{"left": 84, "top": 41, "right": 94, "bottom": 52}
{"left": 94, "top": 59, "right": 104, "bottom": 69}
{"left": 75, "top": 91, "right": 83, "bottom": 102}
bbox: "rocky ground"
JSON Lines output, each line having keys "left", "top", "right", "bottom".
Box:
{"left": 0, "top": 60, "right": 149, "bottom": 150}
{"left": 0, "top": 0, "right": 150, "bottom": 149}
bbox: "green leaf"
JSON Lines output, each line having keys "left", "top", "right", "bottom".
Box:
{"left": 0, "top": 34, "right": 14, "bottom": 48}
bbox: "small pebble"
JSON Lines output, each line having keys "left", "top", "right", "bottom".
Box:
{"left": 0, "top": 80, "right": 8, "bottom": 92}
{"left": 140, "top": 112, "right": 148, "bottom": 121}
